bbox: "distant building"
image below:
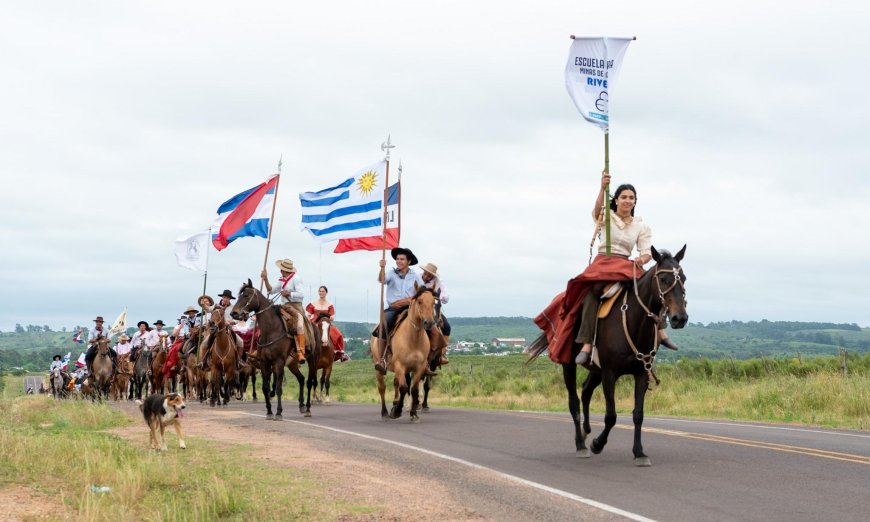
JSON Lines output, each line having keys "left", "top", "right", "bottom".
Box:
{"left": 491, "top": 337, "right": 526, "bottom": 348}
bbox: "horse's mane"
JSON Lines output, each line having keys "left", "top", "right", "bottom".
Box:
{"left": 413, "top": 286, "right": 435, "bottom": 299}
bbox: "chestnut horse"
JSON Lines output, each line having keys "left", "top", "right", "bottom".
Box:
{"left": 527, "top": 246, "right": 689, "bottom": 466}
{"left": 312, "top": 313, "right": 336, "bottom": 404}
{"left": 370, "top": 285, "right": 438, "bottom": 421}
{"left": 112, "top": 354, "right": 133, "bottom": 401}
{"left": 231, "top": 279, "right": 321, "bottom": 419}
{"left": 207, "top": 308, "right": 237, "bottom": 407}
{"left": 150, "top": 335, "right": 169, "bottom": 395}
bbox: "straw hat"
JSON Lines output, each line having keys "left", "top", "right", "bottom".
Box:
{"left": 275, "top": 259, "right": 297, "bottom": 273}
{"left": 390, "top": 247, "right": 418, "bottom": 266}
{"left": 420, "top": 262, "right": 439, "bottom": 278}
{"left": 183, "top": 306, "right": 197, "bottom": 314}
{"left": 119, "top": 334, "right": 130, "bottom": 342}
{"left": 198, "top": 295, "right": 214, "bottom": 307}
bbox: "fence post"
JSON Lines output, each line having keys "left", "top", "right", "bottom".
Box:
{"left": 839, "top": 347, "right": 848, "bottom": 376}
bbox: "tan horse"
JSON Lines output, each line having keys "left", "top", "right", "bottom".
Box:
{"left": 92, "top": 338, "right": 114, "bottom": 401}
{"left": 370, "top": 285, "right": 438, "bottom": 421}
{"left": 312, "top": 313, "right": 336, "bottom": 404}
{"left": 208, "top": 308, "right": 237, "bottom": 407}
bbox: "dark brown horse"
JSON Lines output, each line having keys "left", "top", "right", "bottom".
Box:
{"left": 150, "top": 335, "right": 169, "bottom": 395}
{"left": 527, "top": 246, "right": 689, "bottom": 466}
{"left": 312, "top": 312, "right": 336, "bottom": 404}
{"left": 231, "top": 279, "right": 321, "bottom": 419}
{"left": 132, "top": 347, "right": 151, "bottom": 400}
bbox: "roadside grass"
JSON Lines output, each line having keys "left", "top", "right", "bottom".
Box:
{"left": 0, "top": 393, "right": 377, "bottom": 521}
{"left": 314, "top": 353, "right": 870, "bottom": 430}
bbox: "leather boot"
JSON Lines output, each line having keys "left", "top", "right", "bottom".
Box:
{"left": 373, "top": 339, "right": 388, "bottom": 374}
{"left": 295, "top": 334, "right": 306, "bottom": 362}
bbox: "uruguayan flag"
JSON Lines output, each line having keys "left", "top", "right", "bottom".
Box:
{"left": 299, "top": 161, "right": 388, "bottom": 242}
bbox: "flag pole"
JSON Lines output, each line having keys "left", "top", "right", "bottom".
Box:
{"left": 377, "top": 135, "right": 395, "bottom": 363}
{"left": 259, "top": 156, "right": 282, "bottom": 292}
{"left": 397, "top": 160, "right": 403, "bottom": 244}
{"left": 603, "top": 132, "right": 611, "bottom": 256}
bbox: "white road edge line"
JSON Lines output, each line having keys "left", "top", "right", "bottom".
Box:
{"left": 238, "top": 412, "right": 656, "bottom": 522}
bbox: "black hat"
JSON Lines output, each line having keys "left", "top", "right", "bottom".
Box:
{"left": 53, "top": 354, "right": 62, "bottom": 361}
{"left": 218, "top": 289, "right": 236, "bottom": 299}
{"left": 154, "top": 320, "right": 165, "bottom": 326}
{"left": 390, "top": 247, "right": 418, "bottom": 266}
{"left": 137, "top": 321, "right": 149, "bottom": 328}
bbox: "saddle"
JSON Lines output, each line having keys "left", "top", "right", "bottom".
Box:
{"left": 597, "top": 282, "right": 626, "bottom": 319}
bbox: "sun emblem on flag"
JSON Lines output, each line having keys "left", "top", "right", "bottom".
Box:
{"left": 357, "top": 170, "right": 378, "bottom": 196}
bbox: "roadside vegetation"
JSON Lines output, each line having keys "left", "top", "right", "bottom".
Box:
{"left": 0, "top": 388, "right": 375, "bottom": 521}
{"left": 321, "top": 353, "right": 870, "bottom": 430}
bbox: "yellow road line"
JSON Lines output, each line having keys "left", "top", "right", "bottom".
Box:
{"left": 500, "top": 411, "right": 870, "bottom": 466}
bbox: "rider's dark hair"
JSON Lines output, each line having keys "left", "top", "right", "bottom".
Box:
{"left": 319, "top": 285, "right": 328, "bottom": 293}
{"left": 609, "top": 183, "right": 637, "bottom": 216}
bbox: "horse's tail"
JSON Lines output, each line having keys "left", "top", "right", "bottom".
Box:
{"left": 524, "top": 333, "right": 549, "bottom": 366}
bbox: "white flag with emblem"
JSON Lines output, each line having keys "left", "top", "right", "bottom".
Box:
{"left": 174, "top": 231, "right": 209, "bottom": 271}
{"left": 109, "top": 308, "right": 127, "bottom": 336}
{"left": 565, "top": 37, "right": 633, "bottom": 132}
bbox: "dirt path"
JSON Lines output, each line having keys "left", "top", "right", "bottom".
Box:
{"left": 110, "top": 401, "right": 482, "bottom": 521}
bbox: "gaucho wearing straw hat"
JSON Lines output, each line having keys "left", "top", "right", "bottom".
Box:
{"left": 261, "top": 258, "right": 308, "bottom": 362}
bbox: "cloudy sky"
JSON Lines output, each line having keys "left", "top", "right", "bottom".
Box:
{"left": 2, "top": 0, "right": 868, "bottom": 332}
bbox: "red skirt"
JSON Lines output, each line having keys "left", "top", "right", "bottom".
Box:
{"left": 534, "top": 256, "right": 639, "bottom": 364}
{"left": 162, "top": 337, "right": 185, "bottom": 377}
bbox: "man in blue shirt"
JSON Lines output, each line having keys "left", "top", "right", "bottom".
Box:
{"left": 374, "top": 247, "right": 424, "bottom": 374}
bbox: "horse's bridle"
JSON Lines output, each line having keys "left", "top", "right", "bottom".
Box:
{"left": 620, "top": 261, "right": 688, "bottom": 381}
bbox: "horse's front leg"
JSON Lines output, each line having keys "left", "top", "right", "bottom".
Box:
{"left": 580, "top": 371, "right": 602, "bottom": 443}
{"left": 421, "top": 374, "right": 431, "bottom": 411}
{"left": 591, "top": 371, "right": 617, "bottom": 455}
{"left": 632, "top": 372, "right": 652, "bottom": 467}
{"left": 376, "top": 371, "right": 388, "bottom": 418}
{"left": 562, "top": 362, "right": 589, "bottom": 458}
{"left": 261, "top": 368, "right": 273, "bottom": 419}
{"left": 409, "top": 368, "right": 423, "bottom": 422}
{"left": 390, "top": 370, "right": 407, "bottom": 419}
{"left": 274, "top": 366, "right": 285, "bottom": 419}
{"left": 303, "top": 355, "right": 317, "bottom": 417}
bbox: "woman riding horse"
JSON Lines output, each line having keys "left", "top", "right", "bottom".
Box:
{"left": 306, "top": 285, "right": 347, "bottom": 362}
{"left": 533, "top": 171, "right": 678, "bottom": 367}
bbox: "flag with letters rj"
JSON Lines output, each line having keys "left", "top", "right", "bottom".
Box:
{"left": 299, "top": 161, "right": 389, "bottom": 243}
{"left": 334, "top": 181, "right": 399, "bottom": 253}
{"left": 565, "top": 37, "right": 633, "bottom": 132}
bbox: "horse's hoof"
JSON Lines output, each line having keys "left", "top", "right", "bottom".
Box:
{"left": 591, "top": 439, "right": 604, "bottom": 455}
{"left": 266, "top": 413, "right": 273, "bottom": 420}
{"left": 422, "top": 406, "right": 430, "bottom": 412}
{"left": 304, "top": 411, "right": 312, "bottom": 418}
{"left": 634, "top": 456, "right": 652, "bottom": 467}
{"left": 577, "top": 448, "right": 592, "bottom": 459}
{"left": 275, "top": 414, "right": 283, "bottom": 420}
{"left": 410, "top": 415, "right": 420, "bottom": 423}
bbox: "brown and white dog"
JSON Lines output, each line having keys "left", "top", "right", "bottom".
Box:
{"left": 136, "top": 392, "right": 187, "bottom": 451}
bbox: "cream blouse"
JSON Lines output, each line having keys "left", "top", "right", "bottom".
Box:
{"left": 596, "top": 211, "right": 652, "bottom": 257}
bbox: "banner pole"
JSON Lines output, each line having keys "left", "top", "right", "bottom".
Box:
{"left": 604, "top": 132, "right": 611, "bottom": 256}
{"left": 377, "top": 136, "right": 394, "bottom": 364}
{"left": 259, "top": 157, "right": 282, "bottom": 292}
{"left": 397, "top": 160, "right": 402, "bottom": 244}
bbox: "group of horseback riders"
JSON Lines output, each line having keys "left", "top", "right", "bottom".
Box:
{"left": 66, "top": 259, "right": 356, "bottom": 384}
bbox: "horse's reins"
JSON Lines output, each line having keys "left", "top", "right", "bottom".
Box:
{"left": 238, "top": 287, "right": 291, "bottom": 349}
{"left": 620, "top": 262, "right": 686, "bottom": 384}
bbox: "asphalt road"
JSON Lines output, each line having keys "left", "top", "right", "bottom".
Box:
{"left": 197, "top": 399, "right": 869, "bottom": 521}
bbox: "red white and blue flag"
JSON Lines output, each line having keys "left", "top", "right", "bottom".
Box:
{"left": 212, "top": 175, "right": 278, "bottom": 251}
{"left": 75, "top": 353, "right": 86, "bottom": 368}
{"left": 60, "top": 352, "right": 71, "bottom": 371}
{"left": 72, "top": 330, "right": 84, "bottom": 344}
{"left": 334, "top": 182, "right": 400, "bottom": 253}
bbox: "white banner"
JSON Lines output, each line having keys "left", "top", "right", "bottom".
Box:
{"left": 565, "top": 37, "right": 634, "bottom": 132}
{"left": 174, "top": 231, "right": 209, "bottom": 271}
{"left": 109, "top": 308, "right": 127, "bottom": 336}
